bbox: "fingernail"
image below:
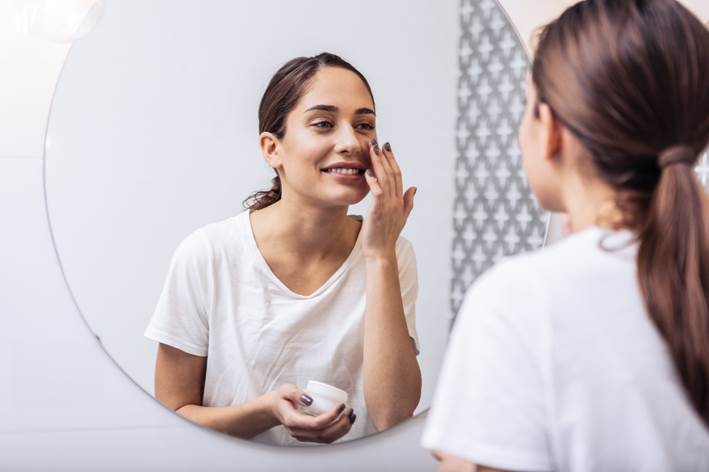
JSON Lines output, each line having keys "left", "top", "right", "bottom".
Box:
{"left": 366, "top": 169, "right": 374, "bottom": 177}
{"left": 348, "top": 409, "right": 356, "bottom": 424}
{"left": 414, "top": 187, "right": 418, "bottom": 195}
{"left": 336, "top": 403, "right": 346, "bottom": 415}
{"left": 371, "top": 138, "right": 380, "bottom": 154}
{"left": 383, "top": 142, "right": 391, "bottom": 152}
{"left": 300, "top": 394, "right": 313, "bottom": 406}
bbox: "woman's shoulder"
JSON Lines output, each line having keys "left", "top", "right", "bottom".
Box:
{"left": 508, "top": 226, "right": 635, "bottom": 282}
{"left": 467, "top": 227, "right": 636, "bottom": 310}
{"left": 173, "top": 211, "right": 250, "bottom": 263}
{"left": 198, "top": 210, "right": 249, "bottom": 240}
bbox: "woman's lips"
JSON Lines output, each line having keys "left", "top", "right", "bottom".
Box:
{"left": 321, "top": 169, "right": 366, "bottom": 182}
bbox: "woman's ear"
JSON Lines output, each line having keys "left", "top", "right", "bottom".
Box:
{"left": 259, "top": 132, "right": 282, "bottom": 170}
{"left": 537, "top": 102, "right": 563, "bottom": 164}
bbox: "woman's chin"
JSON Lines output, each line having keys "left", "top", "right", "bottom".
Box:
{"left": 323, "top": 190, "right": 369, "bottom": 208}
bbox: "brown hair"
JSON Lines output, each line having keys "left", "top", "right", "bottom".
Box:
{"left": 243, "top": 52, "right": 375, "bottom": 210}
{"left": 532, "top": 0, "right": 709, "bottom": 424}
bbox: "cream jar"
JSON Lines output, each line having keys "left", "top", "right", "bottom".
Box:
{"left": 301, "top": 380, "right": 348, "bottom": 416}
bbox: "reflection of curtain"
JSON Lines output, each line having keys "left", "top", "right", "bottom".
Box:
{"left": 450, "top": 0, "right": 547, "bottom": 323}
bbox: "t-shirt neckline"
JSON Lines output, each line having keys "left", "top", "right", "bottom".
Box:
{"left": 241, "top": 210, "right": 363, "bottom": 299}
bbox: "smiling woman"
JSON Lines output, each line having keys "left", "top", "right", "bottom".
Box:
{"left": 144, "top": 52, "right": 422, "bottom": 446}
{"left": 244, "top": 55, "right": 377, "bottom": 211}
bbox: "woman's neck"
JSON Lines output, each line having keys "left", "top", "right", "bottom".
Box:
{"left": 250, "top": 198, "right": 359, "bottom": 260}
{"left": 561, "top": 170, "right": 625, "bottom": 233}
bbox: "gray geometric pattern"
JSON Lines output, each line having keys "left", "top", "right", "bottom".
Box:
{"left": 451, "top": 0, "right": 547, "bottom": 319}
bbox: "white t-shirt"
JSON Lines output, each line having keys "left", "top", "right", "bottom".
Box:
{"left": 422, "top": 227, "right": 709, "bottom": 471}
{"left": 145, "top": 210, "right": 419, "bottom": 446}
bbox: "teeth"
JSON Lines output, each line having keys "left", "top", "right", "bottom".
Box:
{"left": 326, "top": 168, "right": 360, "bottom": 175}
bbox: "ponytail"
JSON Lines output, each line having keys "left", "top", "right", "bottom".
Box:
{"left": 637, "top": 145, "right": 709, "bottom": 423}
{"left": 243, "top": 173, "right": 282, "bottom": 211}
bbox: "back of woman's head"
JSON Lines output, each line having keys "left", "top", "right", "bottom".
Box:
{"left": 532, "top": 0, "right": 709, "bottom": 425}
{"left": 244, "top": 52, "right": 374, "bottom": 210}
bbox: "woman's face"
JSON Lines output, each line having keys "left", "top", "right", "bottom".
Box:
{"left": 271, "top": 66, "right": 376, "bottom": 208}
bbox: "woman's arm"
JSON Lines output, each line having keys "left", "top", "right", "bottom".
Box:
{"left": 363, "top": 254, "right": 422, "bottom": 430}
{"left": 155, "top": 343, "right": 353, "bottom": 441}
{"left": 361, "top": 139, "right": 422, "bottom": 431}
{"left": 155, "top": 343, "right": 278, "bottom": 437}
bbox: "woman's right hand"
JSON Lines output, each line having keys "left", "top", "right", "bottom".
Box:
{"left": 268, "top": 384, "right": 355, "bottom": 443}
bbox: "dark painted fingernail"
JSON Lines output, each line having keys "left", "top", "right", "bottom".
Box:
{"left": 366, "top": 169, "right": 374, "bottom": 177}
{"left": 300, "top": 394, "right": 313, "bottom": 406}
{"left": 348, "top": 409, "right": 356, "bottom": 424}
{"left": 383, "top": 142, "right": 391, "bottom": 152}
{"left": 371, "top": 138, "right": 380, "bottom": 154}
{"left": 336, "top": 403, "right": 346, "bottom": 414}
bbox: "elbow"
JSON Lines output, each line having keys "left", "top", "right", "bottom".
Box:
{"left": 370, "top": 398, "right": 419, "bottom": 432}
{"left": 371, "top": 406, "right": 416, "bottom": 432}
{"left": 367, "top": 364, "right": 422, "bottom": 431}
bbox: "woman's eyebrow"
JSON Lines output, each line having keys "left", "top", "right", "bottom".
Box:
{"left": 304, "top": 104, "right": 376, "bottom": 116}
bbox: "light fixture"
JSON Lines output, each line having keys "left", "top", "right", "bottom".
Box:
{"left": 14, "top": 0, "right": 104, "bottom": 43}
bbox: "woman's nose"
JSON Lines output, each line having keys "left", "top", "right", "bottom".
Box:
{"left": 334, "top": 124, "right": 363, "bottom": 155}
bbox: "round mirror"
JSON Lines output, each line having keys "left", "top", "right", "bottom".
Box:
{"left": 44, "top": 0, "right": 548, "bottom": 446}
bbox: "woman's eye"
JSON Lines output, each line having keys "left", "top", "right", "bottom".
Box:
{"left": 357, "top": 123, "right": 375, "bottom": 130}
{"left": 313, "top": 121, "right": 334, "bottom": 128}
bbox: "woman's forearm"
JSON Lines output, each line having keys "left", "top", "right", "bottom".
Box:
{"left": 176, "top": 393, "right": 280, "bottom": 438}
{"left": 362, "top": 252, "right": 422, "bottom": 431}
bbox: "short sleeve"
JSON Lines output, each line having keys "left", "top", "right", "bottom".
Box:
{"left": 421, "top": 259, "right": 553, "bottom": 471}
{"left": 144, "top": 230, "right": 212, "bottom": 357}
{"left": 396, "top": 237, "right": 420, "bottom": 355}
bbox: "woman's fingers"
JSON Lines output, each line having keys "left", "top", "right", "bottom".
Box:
{"left": 278, "top": 384, "right": 314, "bottom": 408}
{"left": 312, "top": 413, "right": 353, "bottom": 442}
{"left": 364, "top": 168, "right": 384, "bottom": 197}
{"left": 403, "top": 186, "right": 417, "bottom": 220}
{"left": 309, "top": 403, "right": 349, "bottom": 428}
{"left": 288, "top": 407, "right": 355, "bottom": 443}
{"left": 375, "top": 139, "right": 395, "bottom": 177}
{"left": 381, "top": 142, "right": 402, "bottom": 198}
{"left": 274, "top": 384, "right": 355, "bottom": 443}
{"left": 281, "top": 401, "right": 347, "bottom": 430}
{"left": 368, "top": 139, "right": 390, "bottom": 194}
{"left": 366, "top": 138, "right": 417, "bottom": 222}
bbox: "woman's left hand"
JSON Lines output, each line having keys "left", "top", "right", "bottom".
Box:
{"left": 361, "top": 139, "right": 417, "bottom": 260}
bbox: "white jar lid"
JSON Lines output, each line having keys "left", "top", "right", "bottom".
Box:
{"left": 306, "top": 380, "right": 348, "bottom": 404}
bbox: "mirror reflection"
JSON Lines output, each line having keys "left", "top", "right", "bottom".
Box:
{"left": 44, "top": 0, "right": 547, "bottom": 446}
{"left": 146, "top": 54, "right": 422, "bottom": 444}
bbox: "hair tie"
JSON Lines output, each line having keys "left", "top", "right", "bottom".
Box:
{"left": 658, "top": 145, "right": 695, "bottom": 169}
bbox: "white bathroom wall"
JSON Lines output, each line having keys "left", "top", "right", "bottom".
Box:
{"left": 0, "top": 8, "right": 69, "bottom": 159}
